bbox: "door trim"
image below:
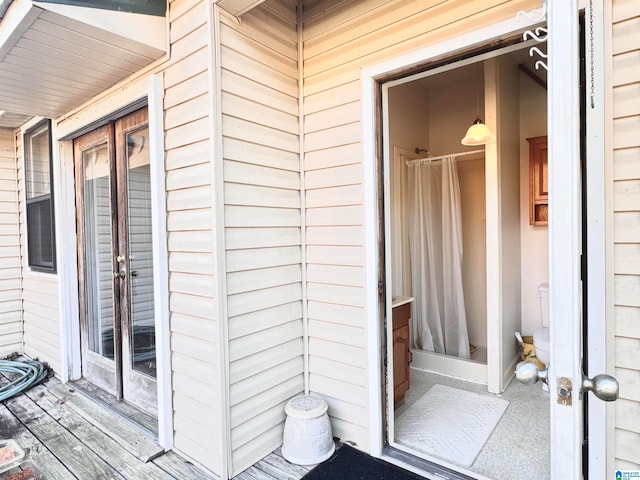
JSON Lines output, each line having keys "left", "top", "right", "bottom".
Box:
{"left": 585, "top": 0, "right": 613, "bottom": 477}
{"left": 54, "top": 74, "right": 173, "bottom": 449}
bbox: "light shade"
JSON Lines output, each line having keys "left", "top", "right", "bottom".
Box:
{"left": 461, "top": 117, "right": 495, "bottom": 146}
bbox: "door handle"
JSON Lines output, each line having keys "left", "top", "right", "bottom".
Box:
{"left": 515, "top": 360, "right": 548, "bottom": 385}
{"left": 113, "top": 269, "right": 126, "bottom": 280}
{"left": 516, "top": 361, "right": 620, "bottom": 403}
{"left": 582, "top": 374, "right": 619, "bottom": 402}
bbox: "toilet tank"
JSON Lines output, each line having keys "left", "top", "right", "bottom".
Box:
{"left": 538, "top": 283, "right": 550, "bottom": 328}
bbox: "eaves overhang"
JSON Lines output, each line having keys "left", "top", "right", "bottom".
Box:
{"left": 215, "top": 0, "right": 267, "bottom": 18}
{"left": 0, "top": 0, "right": 166, "bottom": 128}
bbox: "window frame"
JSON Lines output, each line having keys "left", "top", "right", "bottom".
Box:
{"left": 24, "top": 119, "right": 56, "bottom": 273}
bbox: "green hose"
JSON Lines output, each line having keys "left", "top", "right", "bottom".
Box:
{"left": 0, "top": 358, "right": 52, "bottom": 402}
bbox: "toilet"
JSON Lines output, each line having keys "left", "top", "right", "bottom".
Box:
{"left": 533, "top": 283, "right": 550, "bottom": 368}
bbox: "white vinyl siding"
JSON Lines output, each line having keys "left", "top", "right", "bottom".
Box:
{"left": 127, "top": 166, "right": 155, "bottom": 330}
{"left": 15, "top": 130, "right": 61, "bottom": 373}
{"left": 164, "top": 0, "right": 221, "bottom": 473}
{"left": 611, "top": 0, "right": 640, "bottom": 469}
{"left": 301, "top": 0, "right": 539, "bottom": 449}
{"left": 0, "top": 128, "right": 22, "bottom": 356}
{"left": 218, "top": 0, "right": 302, "bottom": 475}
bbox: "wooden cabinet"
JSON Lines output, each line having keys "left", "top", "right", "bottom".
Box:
{"left": 527, "top": 135, "right": 548, "bottom": 225}
{"left": 392, "top": 302, "right": 411, "bottom": 407}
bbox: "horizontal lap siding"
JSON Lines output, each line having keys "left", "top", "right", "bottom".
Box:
{"left": 301, "top": 0, "right": 538, "bottom": 449}
{"left": 219, "top": 1, "right": 302, "bottom": 475}
{"left": 15, "top": 131, "right": 61, "bottom": 373}
{"left": 165, "top": 0, "right": 221, "bottom": 473}
{"left": 612, "top": 0, "right": 640, "bottom": 469}
{"left": 0, "top": 129, "right": 21, "bottom": 356}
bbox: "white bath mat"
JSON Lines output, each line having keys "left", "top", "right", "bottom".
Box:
{"left": 394, "top": 384, "right": 509, "bottom": 467}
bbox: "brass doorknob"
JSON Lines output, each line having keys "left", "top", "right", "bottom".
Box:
{"left": 113, "top": 269, "right": 126, "bottom": 280}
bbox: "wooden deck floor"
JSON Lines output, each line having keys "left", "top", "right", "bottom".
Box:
{"left": 0, "top": 377, "right": 313, "bottom": 480}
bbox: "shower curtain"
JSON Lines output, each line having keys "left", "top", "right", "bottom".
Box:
{"left": 407, "top": 155, "right": 470, "bottom": 359}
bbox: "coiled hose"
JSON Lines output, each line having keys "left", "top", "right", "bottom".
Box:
{"left": 0, "top": 357, "right": 52, "bottom": 402}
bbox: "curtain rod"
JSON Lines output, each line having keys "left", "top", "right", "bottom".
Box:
{"left": 406, "top": 148, "right": 485, "bottom": 165}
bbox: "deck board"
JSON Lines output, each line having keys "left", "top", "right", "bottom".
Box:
{"left": 23, "top": 384, "right": 175, "bottom": 480}
{"left": 0, "top": 374, "right": 314, "bottom": 480}
{"left": 248, "top": 448, "right": 314, "bottom": 479}
{"left": 3, "top": 389, "right": 126, "bottom": 479}
{"left": 152, "top": 450, "right": 218, "bottom": 480}
{"left": 0, "top": 402, "right": 75, "bottom": 479}
{"left": 45, "top": 380, "right": 163, "bottom": 462}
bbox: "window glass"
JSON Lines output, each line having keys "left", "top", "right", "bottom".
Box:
{"left": 24, "top": 120, "right": 55, "bottom": 272}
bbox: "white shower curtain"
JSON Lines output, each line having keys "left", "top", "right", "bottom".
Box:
{"left": 407, "top": 155, "right": 470, "bottom": 359}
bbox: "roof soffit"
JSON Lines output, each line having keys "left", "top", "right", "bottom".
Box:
{"left": 0, "top": 0, "right": 166, "bottom": 128}
{"left": 215, "top": 0, "right": 267, "bottom": 18}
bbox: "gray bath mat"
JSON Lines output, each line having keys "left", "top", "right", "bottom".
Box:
{"left": 394, "top": 384, "right": 509, "bottom": 467}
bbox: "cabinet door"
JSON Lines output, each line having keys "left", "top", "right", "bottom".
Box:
{"left": 393, "top": 322, "right": 410, "bottom": 405}
{"left": 528, "top": 135, "right": 548, "bottom": 225}
{"left": 392, "top": 302, "right": 411, "bottom": 406}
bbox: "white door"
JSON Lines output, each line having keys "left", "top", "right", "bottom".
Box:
{"left": 540, "top": 1, "right": 618, "bottom": 477}
{"left": 546, "top": 0, "right": 584, "bottom": 476}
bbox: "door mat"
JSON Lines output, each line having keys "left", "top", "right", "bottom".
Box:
{"left": 301, "top": 444, "right": 425, "bottom": 480}
{"left": 394, "top": 384, "right": 509, "bottom": 467}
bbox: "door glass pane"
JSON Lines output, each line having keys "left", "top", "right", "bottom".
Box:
{"left": 126, "top": 127, "right": 156, "bottom": 378}
{"left": 83, "top": 145, "right": 115, "bottom": 359}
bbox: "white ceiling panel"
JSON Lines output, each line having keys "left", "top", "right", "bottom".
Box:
{"left": 0, "top": 0, "right": 166, "bottom": 128}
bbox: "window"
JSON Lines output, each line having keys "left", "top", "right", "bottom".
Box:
{"left": 24, "top": 120, "right": 56, "bottom": 272}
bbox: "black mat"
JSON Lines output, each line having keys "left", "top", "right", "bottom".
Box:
{"left": 302, "top": 445, "right": 425, "bottom": 479}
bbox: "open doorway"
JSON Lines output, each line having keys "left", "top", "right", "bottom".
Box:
{"left": 382, "top": 45, "right": 550, "bottom": 479}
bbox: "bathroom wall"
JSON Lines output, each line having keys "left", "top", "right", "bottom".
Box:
{"left": 488, "top": 55, "right": 522, "bottom": 388}
{"left": 519, "top": 71, "right": 549, "bottom": 335}
{"left": 457, "top": 159, "right": 487, "bottom": 350}
{"left": 427, "top": 71, "right": 479, "bottom": 155}
{"left": 388, "top": 82, "right": 430, "bottom": 153}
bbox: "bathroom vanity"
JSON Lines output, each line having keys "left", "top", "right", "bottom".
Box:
{"left": 391, "top": 296, "right": 413, "bottom": 407}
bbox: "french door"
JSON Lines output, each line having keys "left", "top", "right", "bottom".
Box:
{"left": 74, "top": 108, "right": 157, "bottom": 415}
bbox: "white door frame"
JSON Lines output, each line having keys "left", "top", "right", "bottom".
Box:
{"left": 362, "top": 1, "right": 604, "bottom": 477}
{"left": 585, "top": 1, "right": 614, "bottom": 477}
{"left": 362, "top": 11, "right": 544, "bottom": 458}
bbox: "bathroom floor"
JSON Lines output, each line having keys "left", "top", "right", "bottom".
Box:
{"left": 394, "top": 368, "right": 550, "bottom": 480}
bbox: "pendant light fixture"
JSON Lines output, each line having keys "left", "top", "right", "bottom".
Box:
{"left": 461, "top": 64, "right": 495, "bottom": 146}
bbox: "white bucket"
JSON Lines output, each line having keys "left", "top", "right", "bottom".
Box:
{"left": 281, "top": 394, "right": 335, "bottom": 465}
